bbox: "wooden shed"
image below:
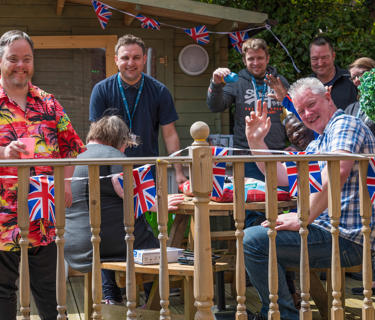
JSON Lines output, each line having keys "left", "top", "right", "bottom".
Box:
{"left": 0, "top": 0, "right": 267, "bottom": 153}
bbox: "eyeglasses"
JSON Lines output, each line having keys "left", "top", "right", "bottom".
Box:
{"left": 350, "top": 72, "right": 366, "bottom": 82}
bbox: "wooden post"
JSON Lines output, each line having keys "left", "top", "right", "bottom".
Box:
{"left": 265, "top": 161, "right": 280, "bottom": 320}
{"left": 18, "top": 167, "right": 31, "bottom": 320}
{"left": 54, "top": 166, "right": 67, "bottom": 319}
{"left": 327, "top": 160, "right": 343, "bottom": 320}
{"left": 359, "top": 160, "right": 375, "bottom": 320}
{"left": 88, "top": 165, "right": 102, "bottom": 320}
{"left": 123, "top": 165, "right": 137, "bottom": 320}
{"left": 297, "top": 161, "right": 312, "bottom": 320}
{"left": 190, "top": 121, "right": 214, "bottom": 320}
{"left": 156, "top": 160, "right": 171, "bottom": 320}
{"left": 233, "top": 162, "right": 247, "bottom": 320}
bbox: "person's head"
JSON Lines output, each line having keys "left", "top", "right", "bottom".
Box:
{"left": 309, "top": 36, "right": 336, "bottom": 83}
{"left": 284, "top": 113, "right": 314, "bottom": 150}
{"left": 349, "top": 57, "right": 375, "bottom": 87}
{"left": 0, "top": 30, "right": 34, "bottom": 89}
{"left": 289, "top": 77, "right": 336, "bottom": 134}
{"left": 86, "top": 115, "right": 138, "bottom": 151}
{"left": 241, "top": 38, "right": 269, "bottom": 78}
{"left": 115, "top": 34, "right": 146, "bottom": 85}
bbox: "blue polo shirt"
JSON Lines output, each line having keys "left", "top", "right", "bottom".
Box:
{"left": 89, "top": 73, "right": 178, "bottom": 157}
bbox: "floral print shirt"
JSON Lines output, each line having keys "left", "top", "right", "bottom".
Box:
{"left": 0, "top": 83, "right": 85, "bottom": 251}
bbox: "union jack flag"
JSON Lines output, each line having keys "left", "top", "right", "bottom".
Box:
{"left": 91, "top": 0, "right": 112, "bottom": 30}
{"left": 212, "top": 147, "right": 228, "bottom": 198}
{"left": 184, "top": 25, "right": 210, "bottom": 45}
{"left": 115, "top": 165, "right": 156, "bottom": 218}
{"left": 135, "top": 14, "right": 160, "bottom": 30}
{"left": 228, "top": 31, "right": 249, "bottom": 53}
{"left": 28, "top": 175, "right": 55, "bottom": 224}
{"left": 367, "top": 157, "right": 375, "bottom": 204}
{"left": 285, "top": 152, "right": 322, "bottom": 197}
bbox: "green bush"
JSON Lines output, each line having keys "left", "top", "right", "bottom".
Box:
{"left": 198, "top": 0, "right": 375, "bottom": 83}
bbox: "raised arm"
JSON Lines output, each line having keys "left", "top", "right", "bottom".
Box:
{"left": 207, "top": 67, "right": 235, "bottom": 113}
{"left": 245, "top": 100, "right": 289, "bottom": 186}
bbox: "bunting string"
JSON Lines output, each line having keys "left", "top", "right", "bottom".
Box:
{"left": 91, "top": 0, "right": 300, "bottom": 72}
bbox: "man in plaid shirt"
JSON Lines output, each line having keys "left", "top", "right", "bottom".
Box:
{"left": 244, "top": 77, "right": 375, "bottom": 320}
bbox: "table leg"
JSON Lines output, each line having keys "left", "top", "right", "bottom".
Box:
{"left": 184, "top": 276, "right": 196, "bottom": 320}
{"left": 168, "top": 214, "right": 190, "bottom": 247}
{"left": 84, "top": 272, "right": 93, "bottom": 320}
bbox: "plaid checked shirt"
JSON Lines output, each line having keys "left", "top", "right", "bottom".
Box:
{"left": 305, "top": 110, "right": 375, "bottom": 250}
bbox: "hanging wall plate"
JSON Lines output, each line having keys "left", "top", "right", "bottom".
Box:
{"left": 178, "top": 44, "right": 209, "bottom": 76}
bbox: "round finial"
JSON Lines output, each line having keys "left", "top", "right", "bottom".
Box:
{"left": 190, "top": 121, "right": 210, "bottom": 141}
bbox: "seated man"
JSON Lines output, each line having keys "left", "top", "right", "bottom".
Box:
{"left": 64, "top": 115, "right": 183, "bottom": 305}
{"left": 244, "top": 77, "right": 375, "bottom": 320}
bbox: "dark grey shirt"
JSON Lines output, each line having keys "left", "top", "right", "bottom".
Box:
{"left": 64, "top": 144, "right": 158, "bottom": 272}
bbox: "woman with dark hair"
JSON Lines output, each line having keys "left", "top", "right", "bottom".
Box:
{"left": 64, "top": 115, "right": 183, "bottom": 304}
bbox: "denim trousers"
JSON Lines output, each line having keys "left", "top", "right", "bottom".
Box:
{"left": 243, "top": 224, "right": 363, "bottom": 320}
{"left": 102, "top": 269, "right": 153, "bottom": 303}
{"left": 0, "top": 242, "right": 57, "bottom": 320}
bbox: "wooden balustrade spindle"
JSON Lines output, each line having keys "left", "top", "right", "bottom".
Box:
{"left": 190, "top": 121, "right": 214, "bottom": 320}
{"left": 359, "top": 160, "right": 375, "bottom": 320}
{"left": 54, "top": 166, "right": 67, "bottom": 319}
{"left": 265, "top": 161, "right": 280, "bottom": 320}
{"left": 233, "top": 162, "right": 247, "bottom": 320}
{"left": 327, "top": 160, "right": 344, "bottom": 320}
{"left": 156, "top": 160, "right": 171, "bottom": 320}
{"left": 88, "top": 165, "right": 102, "bottom": 320}
{"left": 18, "top": 167, "right": 31, "bottom": 320}
{"left": 297, "top": 161, "right": 312, "bottom": 320}
{"left": 123, "top": 164, "right": 137, "bottom": 320}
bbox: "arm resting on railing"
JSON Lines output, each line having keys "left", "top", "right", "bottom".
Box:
{"left": 262, "top": 149, "right": 354, "bottom": 231}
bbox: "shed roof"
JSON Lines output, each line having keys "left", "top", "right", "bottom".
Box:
{"left": 59, "top": 0, "right": 268, "bottom": 30}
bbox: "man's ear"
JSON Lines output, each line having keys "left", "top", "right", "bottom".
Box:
{"left": 325, "top": 87, "right": 333, "bottom": 101}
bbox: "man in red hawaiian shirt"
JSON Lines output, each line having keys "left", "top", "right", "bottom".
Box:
{"left": 0, "top": 30, "right": 85, "bottom": 319}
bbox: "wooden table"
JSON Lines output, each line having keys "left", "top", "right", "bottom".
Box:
{"left": 101, "top": 261, "right": 230, "bottom": 320}
{"left": 168, "top": 197, "right": 297, "bottom": 247}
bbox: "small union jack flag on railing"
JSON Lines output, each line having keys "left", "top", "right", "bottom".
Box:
{"left": 28, "top": 175, "right": 55, "bottom": 224}
{"left": 184, "top": 25, "right": 210, "bottom": 45}
{"left": 115, "top": 165, "right": 156, "bottom": 219}
{"left": 135, "top": 14, "right": 160, "bottom": 30}
{"left": 212, "top": 147, "right": 228, "bottom": 198}
{"left": 285, "top": 152, "right": 322, "bottom": 197}
{"left": 91, "top": 0, "right": 112, "bottom": 30}
{"left": 367, "top": 157, "right": 375, "bottom": 205}
{"left": 228, "top": 31, "right": 249, "bottom": 53}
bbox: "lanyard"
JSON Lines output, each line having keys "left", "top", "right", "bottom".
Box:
{"left": 250, "top": 75, "right": 267, "bottom": 105}
{"left": 117, "top": 73, "right": 144, "bottom": 131}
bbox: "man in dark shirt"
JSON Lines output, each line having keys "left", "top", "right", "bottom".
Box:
{"left": 309, "top": 36, "right": 357, "bottom": 109}
{"left": 89, "top": 34, "right": 186, "bottom": 184}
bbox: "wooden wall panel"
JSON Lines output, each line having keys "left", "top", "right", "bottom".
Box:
{"left": 0, "top": 0, "right": 231, "bottom": 149}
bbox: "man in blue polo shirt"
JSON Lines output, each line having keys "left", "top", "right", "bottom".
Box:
{"left": 89, "top": 34, "right": 186, "bottom": 183}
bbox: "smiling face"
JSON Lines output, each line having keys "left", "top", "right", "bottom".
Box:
{"left": 310, "top": 44, "right": 336, "bottom": 83}
{"left": 115, "top": 44, "right": 146, "bottom": 85}
{"left": 0, "top": 39, "right": 34, "bottom": 90}
{"left": 243, "top": 48, "right": 269, "bottom": 78}
{"left": 294, "top": 89, "right": 336, "bottom": 134}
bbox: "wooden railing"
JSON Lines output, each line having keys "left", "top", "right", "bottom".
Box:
{"left": 6, "top": 121, "right": 375, "bottom": 319}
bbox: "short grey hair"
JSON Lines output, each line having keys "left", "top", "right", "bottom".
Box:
{"left": 289, "top": 77, "right": 326, "bottom": 100}
{"left": 0, "top": 30, "right": 34, "bottom": 58}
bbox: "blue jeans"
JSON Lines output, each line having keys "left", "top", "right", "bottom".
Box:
{"left": 102, "top": 269, "right": 123, "bottom": 302}
{"left": 243, "top": 224, "right": 363, "bottom": 319}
